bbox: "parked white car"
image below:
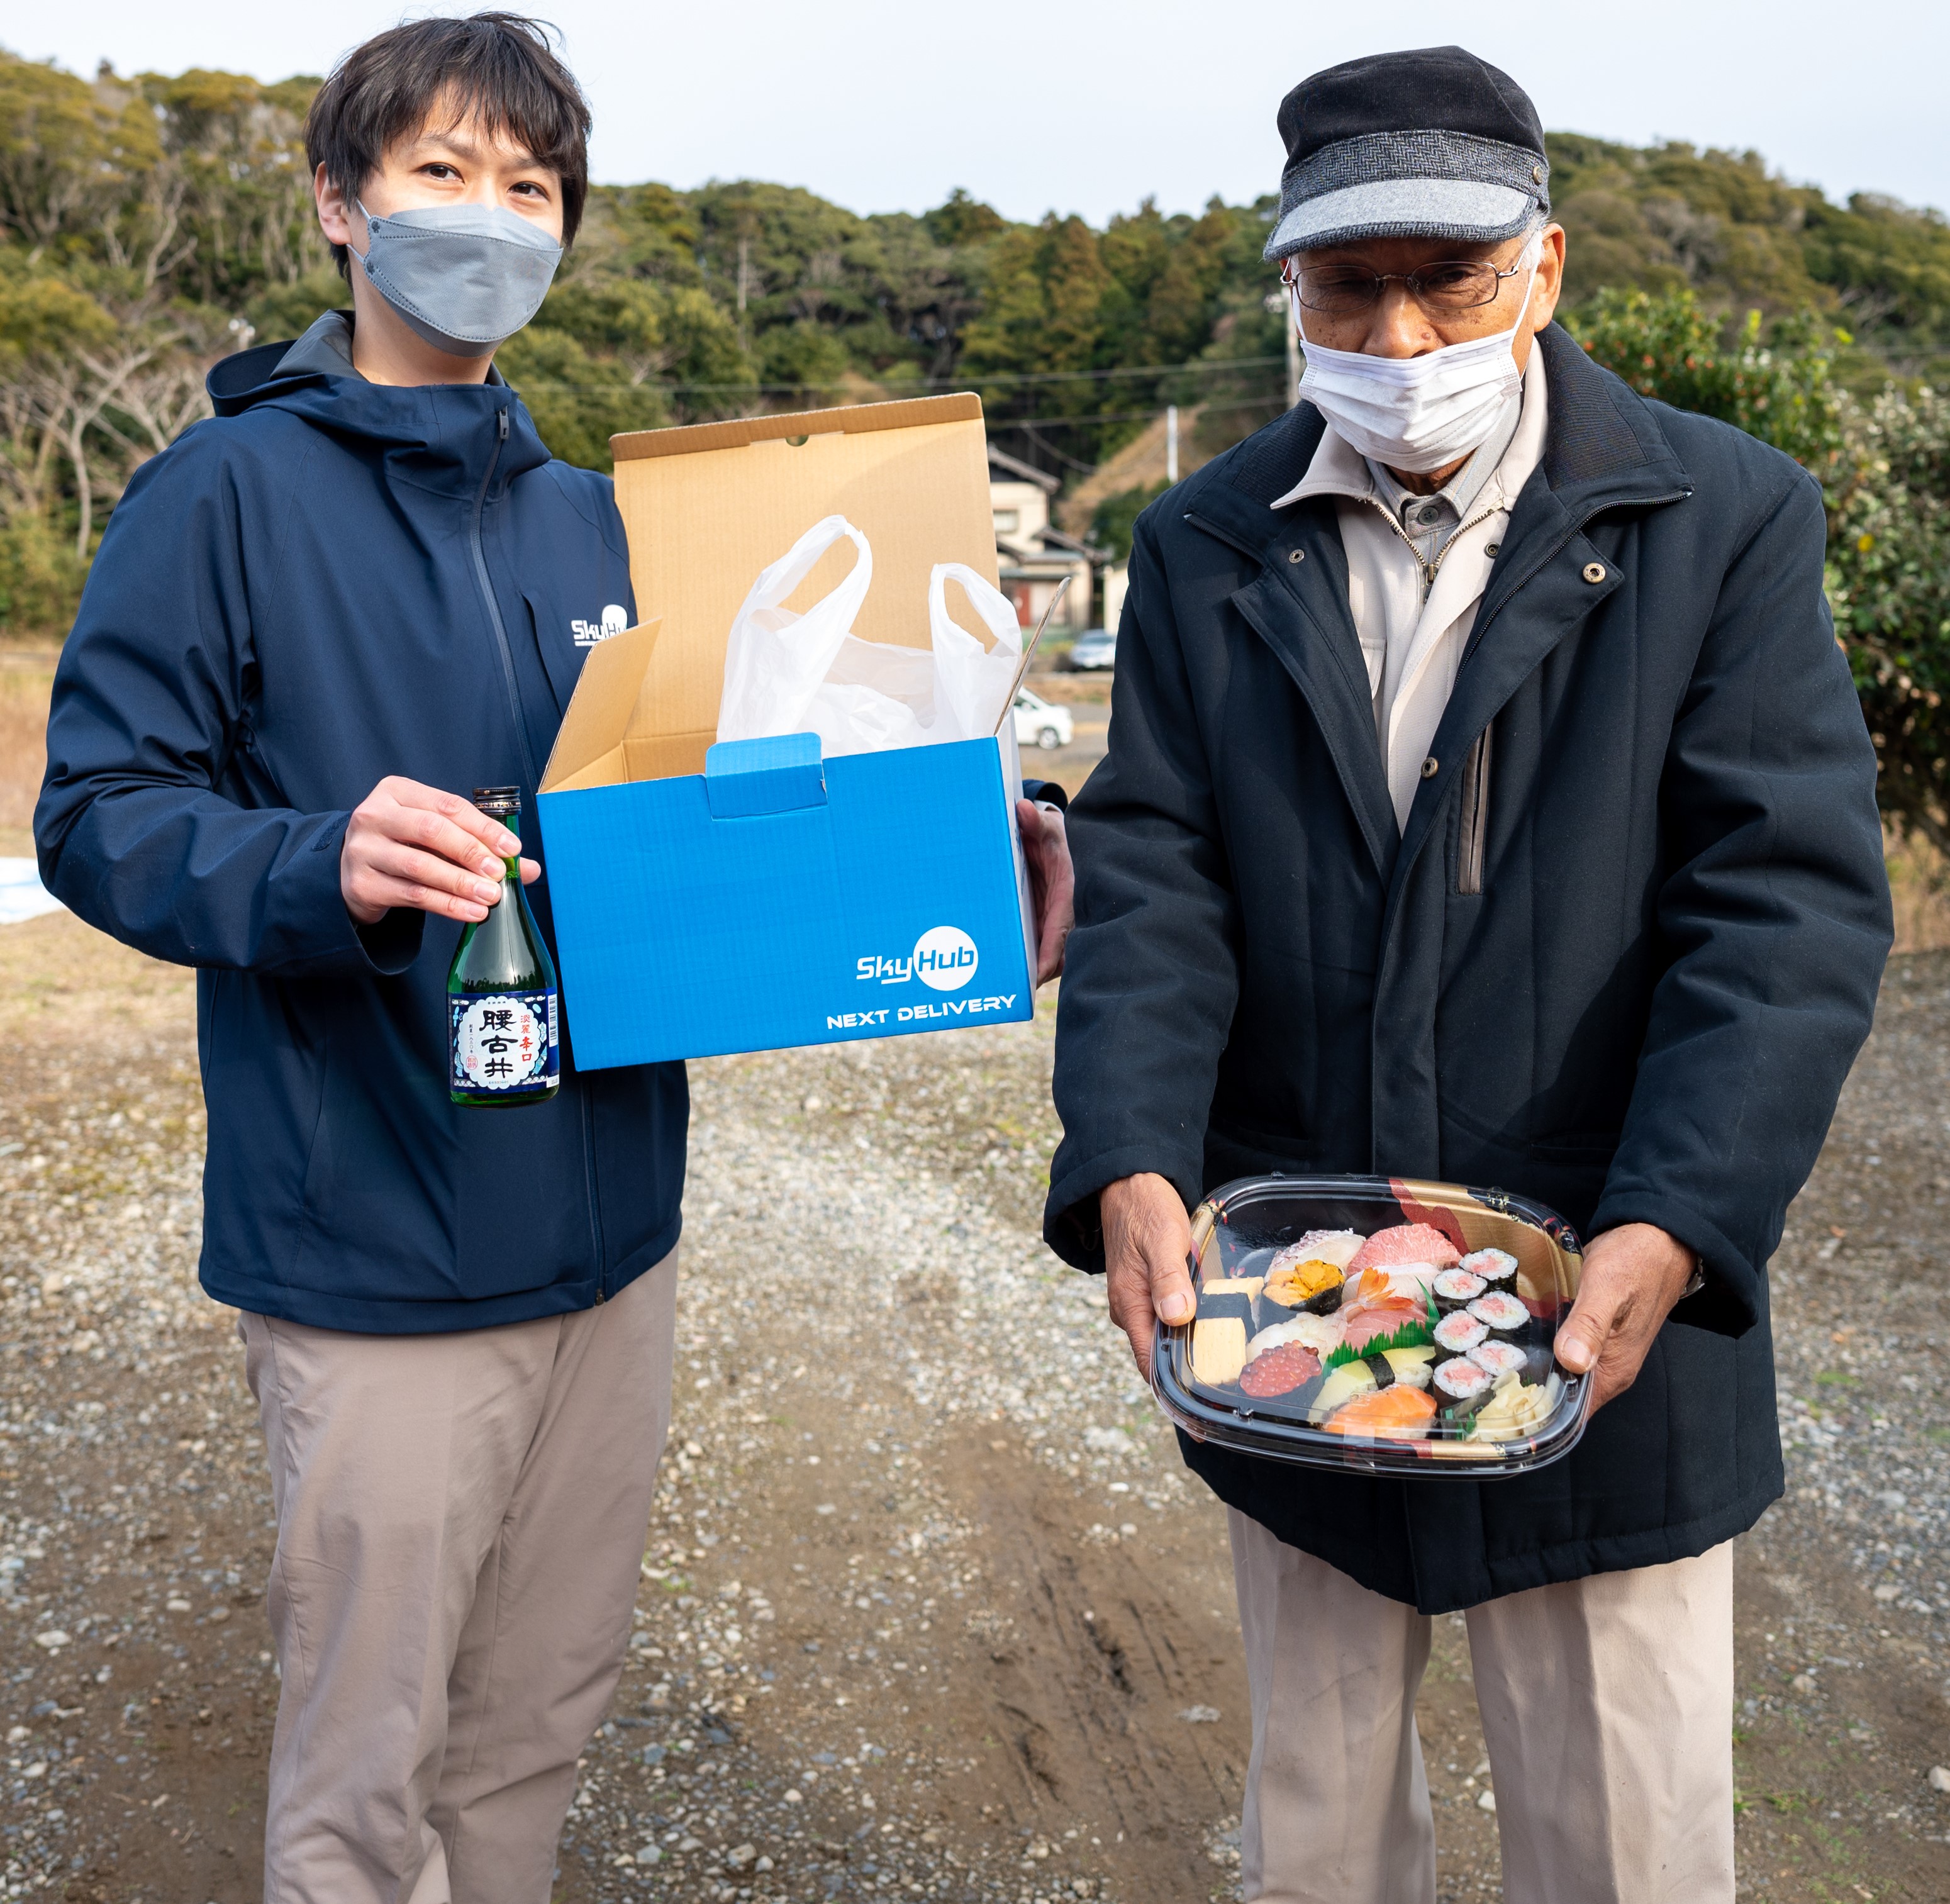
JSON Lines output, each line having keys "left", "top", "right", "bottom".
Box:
{"left": 1013, "top": 688, "right": 1074, "bottom": 752}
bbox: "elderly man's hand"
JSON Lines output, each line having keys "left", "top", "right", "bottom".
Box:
{"left": 1101, "top": 1172, "right": 1196, "bottom": 1380}
{"left": 1015, "top": 797, "right": 1074, "bottom": 986}
{"left": 1552, "top": 1222, "right": 1697, "bottom": 1413}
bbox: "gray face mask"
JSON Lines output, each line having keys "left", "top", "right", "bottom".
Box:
{"left": 352, "top": 200, "right": 562, "bottom": 357}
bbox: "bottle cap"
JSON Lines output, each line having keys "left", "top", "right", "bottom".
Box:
{"left": 472, "top": 786, "right": 522, "bottom": 816}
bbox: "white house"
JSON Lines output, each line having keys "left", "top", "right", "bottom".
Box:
{"left": 988, "top": 445, "right": 1108, "bottom": 640}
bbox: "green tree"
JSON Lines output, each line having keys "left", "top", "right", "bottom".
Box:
{"left": 1564, "top": 286, "right": 1845, "bottom": 470}
{"left": 1825, "top": 386, "right": 1950, "bottom": 855}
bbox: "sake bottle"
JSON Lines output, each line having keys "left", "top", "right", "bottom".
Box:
{"left": 447, "top": 787, "right": 559, "bottom": 1109}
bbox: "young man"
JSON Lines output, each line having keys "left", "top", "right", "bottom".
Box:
{"left": 36, "top": 15, "right": 1069, "bottom": 1901}
{"left": 1044, "top": 45, "right": 1890, "bottom": 1904}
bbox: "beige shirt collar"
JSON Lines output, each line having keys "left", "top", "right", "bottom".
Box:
{"left": 1269, "top": 350, "right": 1551, "bottom": 830}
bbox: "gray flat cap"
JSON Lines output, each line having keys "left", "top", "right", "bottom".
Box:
{"left": 1265, "top": 46, "right": 1550, "bottom": 261}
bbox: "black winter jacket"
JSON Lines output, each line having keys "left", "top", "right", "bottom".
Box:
{"left": 1044, "top": 325, "right": 1892, "bottom": 1613}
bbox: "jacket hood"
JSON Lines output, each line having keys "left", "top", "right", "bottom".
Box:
{"left": 206, "top": 327, "right": 552, "bottom": 499}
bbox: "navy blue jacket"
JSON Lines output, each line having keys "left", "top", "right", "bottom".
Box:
{"left": 1044, "top": 327, "right": 1892, "bottom": 1611}
{"left": 36, "top": 335, "right": 688, "bottom": 1332}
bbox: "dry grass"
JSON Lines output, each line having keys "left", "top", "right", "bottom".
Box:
{"left": 0, "top": 654, "right": 54, "bottom": 855}
{"left": 1888, "top": 832, "right": 1950, "bottom": 953}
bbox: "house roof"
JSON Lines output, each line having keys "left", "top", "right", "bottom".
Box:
{"left": 987, "top": 443, "right": 1061, "bottom": 494}
{"left": 1040, "top": 523, "right": 1112, "bottom": 563}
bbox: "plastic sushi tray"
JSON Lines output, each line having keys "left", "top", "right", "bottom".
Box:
{"left": 1152, "top": 1174, "right": 1594, "bottom": 1478}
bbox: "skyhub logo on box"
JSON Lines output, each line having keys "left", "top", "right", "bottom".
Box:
{"left": 856, "top": 926, "right": 979, "bottom": 993}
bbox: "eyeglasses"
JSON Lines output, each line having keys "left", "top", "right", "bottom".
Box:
{"left": 1281, "top": 255, "right": 1530, "bottom": 316}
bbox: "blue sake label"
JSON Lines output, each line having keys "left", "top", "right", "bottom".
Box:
{"left": 450, "top": 988, "right": 558, "bottom": 1093}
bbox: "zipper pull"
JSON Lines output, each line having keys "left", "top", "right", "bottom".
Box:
{"left": 498, "top": 410, "right": 509, "bottom": 442}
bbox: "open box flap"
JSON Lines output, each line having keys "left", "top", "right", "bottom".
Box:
{"left": 583, "top": 394, "right": 999, "bottom": 788}
{"left": 538, "top": 617, "right": 666, "bottom": 794}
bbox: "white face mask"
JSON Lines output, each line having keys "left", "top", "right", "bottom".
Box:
{"left": 1292, "top": 237, "right": 1541, "bottom": 473}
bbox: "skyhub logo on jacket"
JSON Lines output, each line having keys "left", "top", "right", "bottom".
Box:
{"left": 571, "top": 604, "right": 628, "bottom": 647}
{"left": 856, "top": 926, "right": 979, "bottom": 991}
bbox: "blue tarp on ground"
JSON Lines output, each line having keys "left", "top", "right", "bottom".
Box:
{"left": 0, "top": 859, "right": 65, "bottom": 927}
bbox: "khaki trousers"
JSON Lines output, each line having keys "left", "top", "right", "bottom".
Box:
{"left": 1227, "top": 1510, "right": 1736, "bottom": 1904}
{"left": 240, "top": 1254, "right": 678, "bottom": 1904}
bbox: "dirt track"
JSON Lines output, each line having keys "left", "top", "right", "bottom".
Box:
{"left": 0, "top": 909, "right": 1946, "bottom": 1903}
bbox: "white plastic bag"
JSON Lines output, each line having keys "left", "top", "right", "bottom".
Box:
{"left": 804, "top": 637, "right": 934, "bottom": 756}
{"left": 716, "top": 515, "right": 872, "bottom": 744}
{"left": 716, "top": 521, "right": 1025, "bottom": 756}
{"left": 928, "top": 562, "right": 1023, "bottom": 742}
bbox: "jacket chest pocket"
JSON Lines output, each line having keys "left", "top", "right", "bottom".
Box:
{"left": 1456, "top": 726, "right": 1492, "bottom": 896}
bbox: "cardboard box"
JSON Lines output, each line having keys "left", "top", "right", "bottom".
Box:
{"left": 537, "top": 394, "right": 1037, "bottom": 1069}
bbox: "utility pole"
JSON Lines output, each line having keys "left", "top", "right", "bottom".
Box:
{"left": 1166, "top": 404, "right": 1179, "bottom": 485}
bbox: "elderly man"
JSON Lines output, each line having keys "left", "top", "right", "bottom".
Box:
{"left": 1043, "top": 44, "right": 1890, "bottom": 1904}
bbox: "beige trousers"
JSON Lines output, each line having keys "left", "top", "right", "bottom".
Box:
{"left": 1228, "top": 1509, "right": 1736, "bottom": 1904}
{"left": 240, "top": 1253, "right": 678, "bottom": 1904}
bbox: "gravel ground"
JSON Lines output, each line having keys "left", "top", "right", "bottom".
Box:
{"left": 0, "top": 911, "right": 1946, "bottom": 1902}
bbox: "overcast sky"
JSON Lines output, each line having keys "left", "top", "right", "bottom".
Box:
{"left": 13, "top": 2, "right": 1947, "bottom": 225}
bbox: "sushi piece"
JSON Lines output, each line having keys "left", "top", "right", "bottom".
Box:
{"left": 1467, "top": 1291, "right": 1530, "bottom": 1345}
{"left": 1376, "top": 1262, "right": 1444, "bottom": 1302}
{"left": 1196, "top": 1288, "right": 1256, "bottom": 1327}
{"left": 1261, "top": 1257, "right": 1345, "bottom": 1317}
{"left": 1341, "top": 1301, "right": 1430, "bottom": 1353}
{"left": 1191, "top": 1316, "right": 1249, "bottom": 1388}
{"left": 1432, "top": 1268, "right": 1486, "bottom": 1314}
{"left": 1432, "top": 1356, "right": 1494, "bottom": 1424}
{"left": 1200, "top": 1276, "right": 1263, "bottom": 1299}
{"left": 1239, "top": 1343, "right": 1321, "bottom": 1398}
{"left": 1432, "top": 1311, "right": 1488, "bottom": 1359}
{"left": 1460, "top": 1247, "right": 1518, "bottom": 1288}
{"left": 1323, "top": 1384, "right": 1437, "bottom": 1440}
{"left": 1280, "top": 1230, "right": 1364, "bottom": 1271}
{"left": 1245, "top": 1311, "right": 1344, "bottom": 1361}
{"left": 1468, "top": 1340, "right": 1530, "bottom": 1379}
{"left": 1378, "top": 1345, "right": 1437, "bottom": 1389}
{"left": 1348, "top": 1223, "right": 1462, "bottom": 1273}
{"left": 1308, "top": 1357, "right": 1378, "bottom": 1423}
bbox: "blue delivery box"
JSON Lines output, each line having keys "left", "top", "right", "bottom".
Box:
{"left": 537, "top": 395, "right": 1039, "bottom": 1068}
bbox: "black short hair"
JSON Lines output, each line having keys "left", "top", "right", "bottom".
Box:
{"left": 306, "top": 12, "right": 591, "bottom": 281}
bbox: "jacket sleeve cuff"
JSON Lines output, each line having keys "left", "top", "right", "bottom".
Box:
{"left": 354, "top": 906, "right": 428, "bottom": 975}
{"left": 286, "top": 813, "right": 427, "bottom": 978}
{"left": 1042, "top": 1144, "right": 1202, "bottom": 1272}
{"left": 1021, "top": 778, "right": 1069, "bottom": 811}
{"left": 1585, "top": 1189, "right": 1761, "bottom": 1338}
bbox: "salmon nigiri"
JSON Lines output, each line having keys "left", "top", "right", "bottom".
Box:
{"left": 1323, "top": 1384, "right": 1437, "bottom": 1440}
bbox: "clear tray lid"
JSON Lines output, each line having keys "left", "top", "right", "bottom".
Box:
{"left": 1153, "top": 1174, "right": 1593, "bottom": 1478}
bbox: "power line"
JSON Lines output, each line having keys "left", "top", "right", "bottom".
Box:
{"left": 507, "top": 353, "right": 1287, "bottom": 399}
{"left": 986, "top": 393, "right": 1290, "bottom": 432}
